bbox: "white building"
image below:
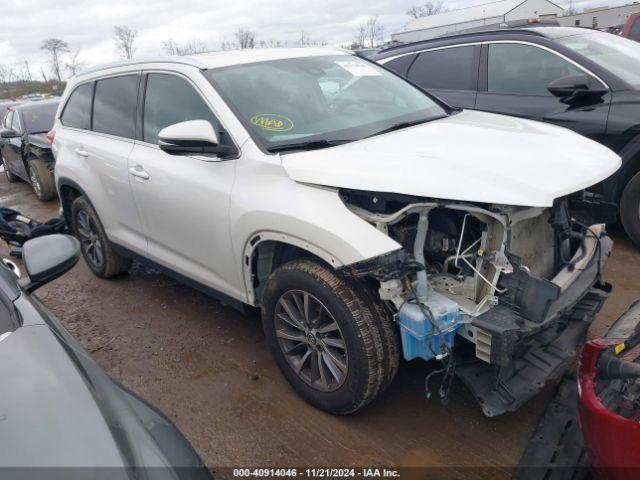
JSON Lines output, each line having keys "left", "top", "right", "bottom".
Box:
{"left": 557, "top": 3, "right": 640, "bottom": 29}
{"left": 392, "top": 0, "right": 564, "bottom": 43}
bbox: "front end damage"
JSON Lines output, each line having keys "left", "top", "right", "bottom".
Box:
{"left": 340, "top": 189, "right": 614, "bottom": 417}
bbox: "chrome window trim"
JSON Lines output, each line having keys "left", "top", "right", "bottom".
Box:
{"left": 378, "top": 42, "right": 482, "bottom": 64}
{"left": 484, "top": 40, "right": 609, "bottom": 90}
{"left": 379, "top": 39, "right": 609, "bottom": 90}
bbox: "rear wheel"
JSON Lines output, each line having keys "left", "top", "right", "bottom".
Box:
{"left": 28, "top": 159, "right": 57, "bottom": 201}
{"left": 620, "top": 171, "right": 640, "bottom": 248}
{"left": 261, "top": 259, "right": 398, "bottom": 414}
{"left": 1, "top": 155, "right": 19, "bottom": 183}
{"left": 70, "top": 196, "right": 131, "bottom": 278}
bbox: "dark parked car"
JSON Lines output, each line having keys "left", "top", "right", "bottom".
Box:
{"left": 374, "top": 27, "right": 640, "bottom": 246}
{"left": 0, "top": 234, "right": 211, "bottom": 479}
{"left": 0, "top": 99, "right": 58, "bottom": 201}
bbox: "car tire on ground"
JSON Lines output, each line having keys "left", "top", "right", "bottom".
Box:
{"left": 261, "top": 259, "right": 398, "bottom": 414}
{"left": 620, "top": 171, "right": 640, "bottom": 248}
{"left": 1, "top": 155, "right": 19, "bottom": 183}
{"left": 28, "top": 159, "right": 57, "bottom": 201}
{"left": 70, "top": 196, "right": 132, "bottom": 278}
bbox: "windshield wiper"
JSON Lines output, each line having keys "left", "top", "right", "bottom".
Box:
{"left": 267, "top": 139, "right": 354, "bottom": 153}
{"left": 366, "top": 117, "right": 443, "bottom": 139}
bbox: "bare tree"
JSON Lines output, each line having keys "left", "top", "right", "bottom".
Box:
{"left": 298, "top": 30, "right": 310, "bottom": 46}
{"left": 407, "top": 1, "right": 447, "bottom": 19}
{"left": 563, "top": 0, "right": 578, "bottom": 16}
{"left": 40, "top": 38, "right": 69, "bottom": 81}
{"left": 352, "top": 24, "right": 368, "bottom": 49}
{"left": 235, "top": 28, "right": 256, "bottom": 49}
{"left": 66, "top": 48, "right": 83, "bottom": 76}
{"left": 220, "top": 39, "right": 235, "bottom": 51}
{"left": 40, "top": 66, "right": 48, "bottom": 83}
{"left": 113, "top": 25, "right": 138, "bottom": 59}
{"left": 366, "top": 16, "right": 384, "bottom": 48}
{"left": 22, "top": 60, "right": 32, "bottom": 82}
{"left": 162, "top": 38, "right": 209, "bottom": 56}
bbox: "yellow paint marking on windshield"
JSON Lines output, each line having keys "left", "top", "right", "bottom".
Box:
{"left": 250, "top": 114, "right": 294, "bottom": 132}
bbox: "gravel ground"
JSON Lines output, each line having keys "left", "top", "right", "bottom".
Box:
{"left": 1, "top": 175, "right": 639, "bottom": 479}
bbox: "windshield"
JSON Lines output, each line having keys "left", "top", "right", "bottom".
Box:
{"left": 22, "top": 103, "right": 58, "bottom": 134}
{"left": 205, "top": 55, "right": 447, "bottom": 151}
{"left": 556, "top": 31, "right": 640, "bottom": 87}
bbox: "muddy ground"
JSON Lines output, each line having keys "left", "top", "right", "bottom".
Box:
{"left": 1, "top": 173, "right": 639, "bottom": 478}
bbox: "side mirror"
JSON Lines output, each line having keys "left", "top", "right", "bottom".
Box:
{"left": 547, "top": 74, "right": 606, "bottom": 98}
{"left": 158, "top": 120, "right": 236, "bottom": 157}
{"left": 0, "top": 128, "right": 19, "bottom": 139}
{"left": 19, "top": 234, "right": 80, "bottom": 293}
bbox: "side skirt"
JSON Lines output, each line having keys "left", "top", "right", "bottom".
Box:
{"left": 111, "top": 242, "right": 251, "bottom": 315}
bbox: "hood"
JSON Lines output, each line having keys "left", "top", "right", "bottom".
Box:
{"left": 281, "top": 110, "right": 621, "bottom": 207}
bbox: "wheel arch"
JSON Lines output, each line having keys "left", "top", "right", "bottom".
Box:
{"left": 615, "top": 137, "right": 640, "bottom": 201}
{"left": 57, "top": 177, "right": 90, "bottom": 226}
{"left": 243, "top": 232, "right": 342, "bottom": 307}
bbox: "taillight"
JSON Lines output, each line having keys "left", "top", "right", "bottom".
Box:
{"left": 46, "top": 130, "right": 55, "bottom": 146}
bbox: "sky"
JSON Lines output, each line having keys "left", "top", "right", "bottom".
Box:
{"left": 0, "top": 0, "right": 633, "bottom": 80}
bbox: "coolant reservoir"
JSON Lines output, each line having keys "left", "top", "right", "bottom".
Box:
{"left": 399, "top": 291, "right": 462, "bottom": 361}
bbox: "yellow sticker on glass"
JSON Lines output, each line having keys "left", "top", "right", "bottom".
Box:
{"left": 250, "top": 114, "right": 294, "bottom": 132}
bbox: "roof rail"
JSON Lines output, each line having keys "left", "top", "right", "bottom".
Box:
{"left": 381, "top": 27, "right": 545, "bottom": 53}
{"left": 77, "top": 56, "right": 208, "bottom": 77}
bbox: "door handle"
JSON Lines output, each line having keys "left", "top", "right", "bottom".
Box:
{"left": 74, "top": 148, "right": 89, "bottom": 157}
{"left": 128, "top": 166, "right": 150, "bottom": 180}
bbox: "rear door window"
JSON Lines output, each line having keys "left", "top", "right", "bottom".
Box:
{"left": 382, "top": 54, "right": 416, "bottom": 77}
{"left": 407, "top": 46, "right": 478, "bottom": 91}
{"left": 61, "top": 82, "right": 93, "bottom": 130}
{"left": 92, "top": 74, "right": 139, "bottom": 139}
{"left": 143, "top": 73, "right": 219, "bottom": 145}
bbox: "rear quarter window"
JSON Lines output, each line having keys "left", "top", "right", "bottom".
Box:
{"left": 61, "top": 82, "right": 93, "bottom": 130}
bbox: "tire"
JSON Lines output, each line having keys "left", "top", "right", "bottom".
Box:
{"left": 1, "top": 155, "right": 19, "bottom": 183}
{"left": 620, "top": 171, "right": 640, "bottom": 248}
{"left": 28, "top": 159, "right": 57, "bottom": 201}
{"left": 354, "top": 279, "right": 401, "bottom": 394}
{"left": 261, "top": 259, "right": 395, "bottom": 414}
{"left": 70, "top": 196, "right": 132, "bottom": 278}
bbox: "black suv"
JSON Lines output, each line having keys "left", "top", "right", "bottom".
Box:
{"left": 374, "top": 27, "right": 640, "bottom": 246}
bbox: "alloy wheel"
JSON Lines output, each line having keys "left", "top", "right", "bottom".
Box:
{"left": 274, "top": 290, "right": 348, "bottom": 392}
{"left": 29, "top": 168, "right": 41, "bottom": 197}
{"left": 76, "top": 210, "right": 104, "bottom": 269}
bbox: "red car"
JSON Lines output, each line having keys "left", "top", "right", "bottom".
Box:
{"left": 578, "top": 300, "right": 640, "bottom": 480}
{"left": 620, "top": 12, "right": 640, "bottom": 41}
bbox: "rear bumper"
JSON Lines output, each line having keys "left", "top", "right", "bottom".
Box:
{"left": 456, "top": 226, "right": 612, "bottom": 417}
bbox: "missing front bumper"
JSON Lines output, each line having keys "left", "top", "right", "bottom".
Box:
{"left": 456, "top": 229, "right": 613, "bottom": 417}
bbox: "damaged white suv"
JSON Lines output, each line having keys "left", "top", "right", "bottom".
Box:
{"left": 52, "top": 48, "right": 621, "bottom": 416}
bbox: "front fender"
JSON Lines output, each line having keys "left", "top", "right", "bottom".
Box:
{"left": 229, "top": 159, "right": 400, "bottom": 304}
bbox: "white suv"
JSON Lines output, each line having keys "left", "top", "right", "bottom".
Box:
{"left": 52, "top": 48, "right": 620, "bottom": 416}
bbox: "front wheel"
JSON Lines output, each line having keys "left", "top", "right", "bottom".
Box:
{"left": 620, "top": 171, "right": 640, "bottom": 248}
{"left": 1, "top": 155, "right": 19, "bottom": 183}
{"left": 261, "top": 259, "right": 398, "bottom": 414}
